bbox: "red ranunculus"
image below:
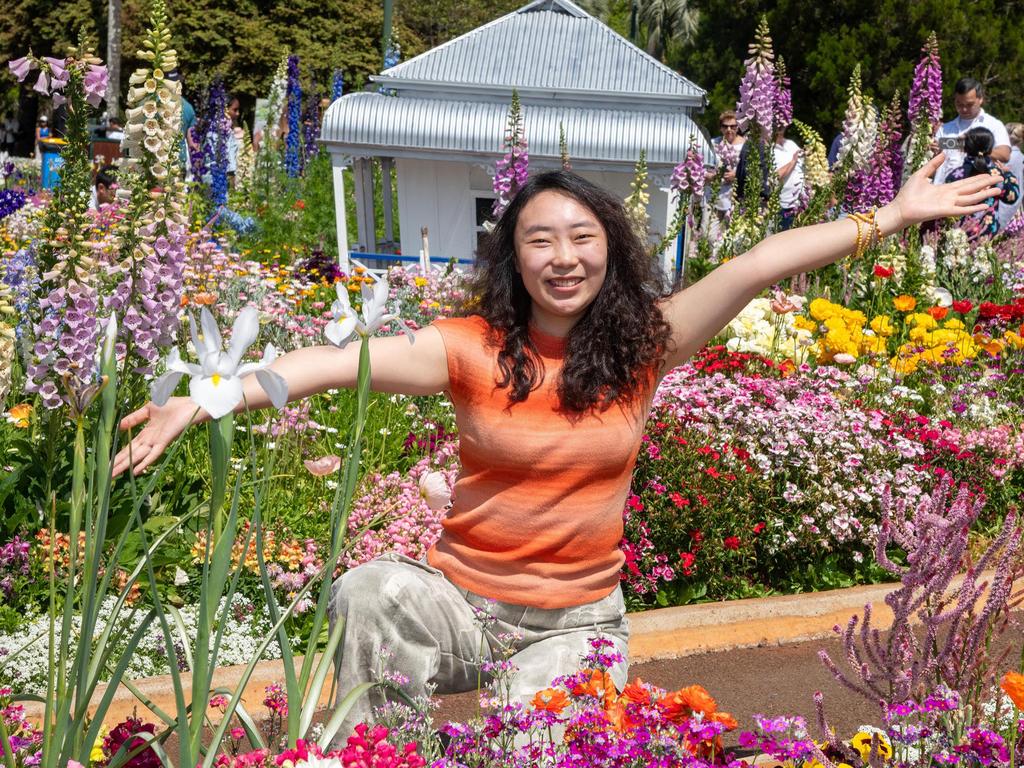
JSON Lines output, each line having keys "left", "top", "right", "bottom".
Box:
{"left": 952, "top": 299, "right": 973, "bottom": 314}
{"left": 873, "top": 264, "right": 894, "bottom": 278}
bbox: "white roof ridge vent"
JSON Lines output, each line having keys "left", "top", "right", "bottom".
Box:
{"left": 517, "top": 0, "right": 589, "bottom": 17}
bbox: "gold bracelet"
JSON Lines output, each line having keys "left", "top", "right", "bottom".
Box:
{"left": 848, "top": 208, "right": 879, "bottom": 259}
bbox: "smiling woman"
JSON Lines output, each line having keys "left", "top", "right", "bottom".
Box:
{"left": 113, "top": 159, "right": 1000, "bottom": 746}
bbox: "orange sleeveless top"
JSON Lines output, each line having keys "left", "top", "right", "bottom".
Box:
{"left": 426, "top": 315, "right": 651, "bottom": 609}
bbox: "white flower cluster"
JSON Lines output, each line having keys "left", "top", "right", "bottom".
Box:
{"left": 836, "top": 66, "right": 878, "bottom": 172}
{"left": 723, "top": 295, "right": 812, "bottom": 362}
{"left": 0, "top": 595, "right": 280, "bottom": 695}
{"left": 121, "top": 0, "right": 181, "bottom": 183}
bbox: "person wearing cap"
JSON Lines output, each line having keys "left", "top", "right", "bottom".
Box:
{"left": 34, "top": 115, "right": 50, "bottom": 158}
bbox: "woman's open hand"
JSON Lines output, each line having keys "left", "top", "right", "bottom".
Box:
{"left": 112, "top": 397, "right": 203, "bottom": 478}
{"left": 889, "top": 152, "right": 1001, "bottom": 228}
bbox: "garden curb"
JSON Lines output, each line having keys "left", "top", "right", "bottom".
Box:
{"left": 24, "top": 572, "right": 989, "bottom": 727}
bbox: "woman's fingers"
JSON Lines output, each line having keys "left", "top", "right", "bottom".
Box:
{"left": 119, "top": 404, "right": 151, "bottom": 431}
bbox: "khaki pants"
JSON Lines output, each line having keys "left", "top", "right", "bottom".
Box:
{"left": 328, "top": 552, "right": 629, "bottom": 744}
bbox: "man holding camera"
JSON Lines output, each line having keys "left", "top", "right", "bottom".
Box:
{"left": 933, "top": 77, "right": 1010, "bottom": 184}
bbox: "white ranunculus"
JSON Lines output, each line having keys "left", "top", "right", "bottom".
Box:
{"left": 418, "top": 471, "right": 451, "bottom": 510}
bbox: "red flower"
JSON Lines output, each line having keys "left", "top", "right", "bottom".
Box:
{"left": 873, "top": 264, "right": 894, "bottom": 278}
{"left": 691, "top": 530, "right": 704, "bottom": 544}
{"left": 926, "top": 306, "right": 949, "bottom": 321}
{"left": 679, "top": 551, "right": 696, "bottom": 569}
{"left": 752, "top": 522, "right": 766, "bottom": 535}
{"left": 669, "top": 492, "right": 690, "bottom": 509}
{"left": 952, "top": 299, "right": 973, "bottom": 314}
{"left": 723, "top": 536, "right": 741, "bottom": 551}
{"left": 293, "top": 199, "right": 306, "bottom": 210}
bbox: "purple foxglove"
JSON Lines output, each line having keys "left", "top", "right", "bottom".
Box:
{"left": 8, "top": 57, "right": 33, "bottom": 82}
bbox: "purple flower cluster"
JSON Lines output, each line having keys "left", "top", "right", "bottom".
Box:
{"left": 285, "top": 56, "right": 302, "bottom": 178}
{"left": 0, "top": 189, "right": 26, "bottom": 220}
{"left": 738, "top": 714, "right": 818, "bottom": 762}
{"left": 0, "top": 536, "right": 31, "bottom": 600}
{"left": 774, "top": 58, "right": 793, "bottom": 129}
{"left": 0, "top": 689, "right": 42, "bottom": 768}
{"left": 106, "top": 222, "right": 186, "bottom": 374}
{"left": 8, "top": 55, "right": 107, "bottom": 108}
{"left": 671, "top": 142, "right": 706, "bottom": 197}
{"left": 300, "top": 93, "right": 321, "bottom": 171}
{"left": 25, "top": 280, "right": 100, "bottom": 409}
{"left": 736, "top": 17, "right": 779, "bottom": 139}
{"left": 908, "top": 33, "right": 943, "bottom": 127}
{"left": 849, "top": 96, "right": 904, "bottom": 210}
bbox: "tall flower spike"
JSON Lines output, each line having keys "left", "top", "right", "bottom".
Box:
{"left": 559, "top": 122, "right": 571, "bottom": 171}
{"left": 624, "top": 149, "right": 650, "bottom": 241}
{"left": 285, "top": 55, "right": 302, "bottom": 178}
{"left": 793, "top": 121, "right": 829, "bottom": 191}
{"left": 736, "top": 16, "right": 777, "bottom": 141}
{"left": 774, "top": 56, "right": 793, "bottom": 132}
{"left": 908, "top": 32, "right": 942, "bottom": 128}
{"left": 492, "top": 89, "right": 528, "bottom": 219}
{"left": 670, "top": 137, "right": 705, "bottom": 198}
{"left": 836, "top": 65, "right": 877, "bottom": 172}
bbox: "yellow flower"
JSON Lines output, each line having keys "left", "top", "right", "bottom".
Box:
{"left": 91, "top": 727, "right": 108, "bottom": 763}
{"left": 850, "top": 730, "right": 892, "bottom": 762}
{"left": 1005, "top": 331, "right": 1024, "bottom": 350}
{"left": 870, "top": 316, "right": 895, "bottom": 336}
{"left": 893, "top": 295, "right": 917, "bottom": 312}
{"left": 908, "top": 327, "right": 928, "bottom": 342}
{"left": 890, "top": 354, "right": 919, "bottom": 375}
{"left": 794, "top": 316, "right": 818, "bottom": 333}
{"left": 943, "top": 318, "right": 966, "bottom": 331}
{"left": 414, "top": 277, "right": 428, "bottom": 288}
{"left": 907, "top": 312, "right": 937, "bottom": 330}
{"left": 809, "top": 298, "right": 838, "bottom": 322}
{"left": 861, "top": 336, "right": 889, "bottom": 355}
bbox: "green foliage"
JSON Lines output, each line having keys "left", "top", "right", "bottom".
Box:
{"left": 675, "top": 0, "right": 1024, "bottom": 137}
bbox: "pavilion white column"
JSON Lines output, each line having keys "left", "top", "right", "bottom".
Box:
{"left": 661, "top": 186, "right": 678, "bottom": 285}
{"left": 330, "top": 152, "right": 351, "bottom": 275}
{"left": 381, "top": 157, "right": 395, "bottom": 249}
{"left": 351, "top": 158, "right": 376, "bottom": 253}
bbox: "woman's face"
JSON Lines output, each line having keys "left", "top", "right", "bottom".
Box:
{"left": 513, "top": 190, "right": 608, "bottom": 335}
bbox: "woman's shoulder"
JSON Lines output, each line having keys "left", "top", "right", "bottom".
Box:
{"left": 432, "top": 314, "right": 495, "bottom": 346}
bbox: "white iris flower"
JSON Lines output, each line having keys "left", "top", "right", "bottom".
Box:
{"left": 325, "top": 276, "right": 415, "bottom": 349}
{"left": 151, "top": 306, "right": 288, "bottom": 419}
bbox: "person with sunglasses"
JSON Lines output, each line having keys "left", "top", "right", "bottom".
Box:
{"left": 705, "top": 110, "right": 747, "bottom": 227}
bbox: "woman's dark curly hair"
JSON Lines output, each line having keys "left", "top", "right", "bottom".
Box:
{"left": 465, "top": 170, "right": 671, "bottom": 414}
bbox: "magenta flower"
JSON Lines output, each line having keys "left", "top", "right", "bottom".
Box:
{"left": 7, "top": 57, "right": 33, "bottom": 82}
{"left": 42, "top": 57, "right": 67, "bottom": 83}
{"left": 736, "top": 17, "right": 777, "bottom": 140}
{"left": 670, "top": 141, "right": 705, "bottom": 197}
{"left": 908, "top": 33, "right": 942, "bottom": 127}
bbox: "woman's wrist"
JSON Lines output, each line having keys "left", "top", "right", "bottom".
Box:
{"left": 875, "top": 202, "right": 905, "bottom": 237}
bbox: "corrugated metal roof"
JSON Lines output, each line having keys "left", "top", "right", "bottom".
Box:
{"left": 375, "top": 0, "right": 705, "bottom": 103}
{"left": 321, "top": 92, "right": 713, "bottom": 167}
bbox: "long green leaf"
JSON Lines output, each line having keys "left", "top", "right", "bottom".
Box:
{"left": 298, "top": 615, "right": 346, "bottom": 737}
{"left": 316, "top": 682, "right": 378, "bottom": 749}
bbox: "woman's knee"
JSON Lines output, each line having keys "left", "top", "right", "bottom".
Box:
{"left": 330, "top": 558, "right": 431, "bottom": 622}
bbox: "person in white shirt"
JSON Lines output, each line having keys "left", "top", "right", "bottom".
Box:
{"left": 933, "top": 77, "right": 1010, "bottom": 184}
{"left": 773, "top": 125, "right": 803, "bottom": 230}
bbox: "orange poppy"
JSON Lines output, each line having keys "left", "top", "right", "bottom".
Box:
{"left": 708, "top": 710, "right": 738, "bottom": 731}
{"left": 675, "top": 684, "right": 718, "bottom": 716}
{"left": 1001, "top": 671, "right": 1024, "bottom": 709}
{"left": 530, "top": 688, "right": 569, "bottom": 714}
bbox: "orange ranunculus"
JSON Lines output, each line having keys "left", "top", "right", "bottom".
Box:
{"left": 983, "top": 340, "right": 1005, "bottom": 357}
{"left": 1001, "top": 671, "right": 1024, "bottom": 709}
{"left": 657, "top": 684, "right": 718, "bottom": 724}
{"left": 893, "top": 295, "right": 917, "bottom": 313}
{"left": 531, "top": 688, "right": 570, "bottom": 714}
{"left": 572, "top": 669, "right": 617, "bottom": 703}
{"left": 927, "top": 306, "right": 949, "bottom": 321}
{"left": 6, "top": 403, "right": 32, "bottom": 428}
{"left": 708, "top": 710, "right": 739, "bottom": 731}
{"left": 620, "top": 678, "right": 654, "bottom": 706}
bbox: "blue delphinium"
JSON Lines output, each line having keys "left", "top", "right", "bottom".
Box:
{"left": 301, "top": 94, "right": 322, "bottom": 173}
{"left": 285, "top": 55, "right": 302, "bottom": 178}
{"left": 216, "top": 205, "right": 258, "bottom": 236}
{"left": 1, "top": 246, "right": 39, "bottom": 343}
{"left": 331, "top": 69, "right": 344, "bottom": 102}
{"left": 206, "top": 79, "right": 229, "bottom": 205}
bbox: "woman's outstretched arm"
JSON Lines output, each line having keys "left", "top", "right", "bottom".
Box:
{"left": 112, "top": 326, "right": 449, "bottom": 477}
{"left": 659, "top": 153, "right": 1001, "bottom": 370}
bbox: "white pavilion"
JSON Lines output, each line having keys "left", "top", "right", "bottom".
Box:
{"left": 320, "top": 0, "right": 712, "bottom": 271}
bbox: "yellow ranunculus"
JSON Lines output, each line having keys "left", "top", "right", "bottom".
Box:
{"left": 908, "top": 312, "right": 937, "bottom": 329}
{"left": 861, "top": 336, "right": 889, "bottom": 355}
{"left": 870, "top": 316, "right": 895, "bottom": 336}
{"left": 1005, "top": 331, "right": 1024, "bottom": 349}
{"left": 893, "top": 295, "right": 917, "bottom": 312}
{"left": 890, "top": 354, "right": 919, "bottom": 375}
{"left": 793, "top": 315, "right": 818, "bottom": 333}
{"left": 943, "top": 318, "right": 966, "bottom": 331}
{"left": 908, "top": 327, "right": 928, "bottom": 342}
{"left": 823, "top": 316, "right": 847, "bottom": 332}
{"left": 809, "top": 298, "right": 838, "bottom": 322}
